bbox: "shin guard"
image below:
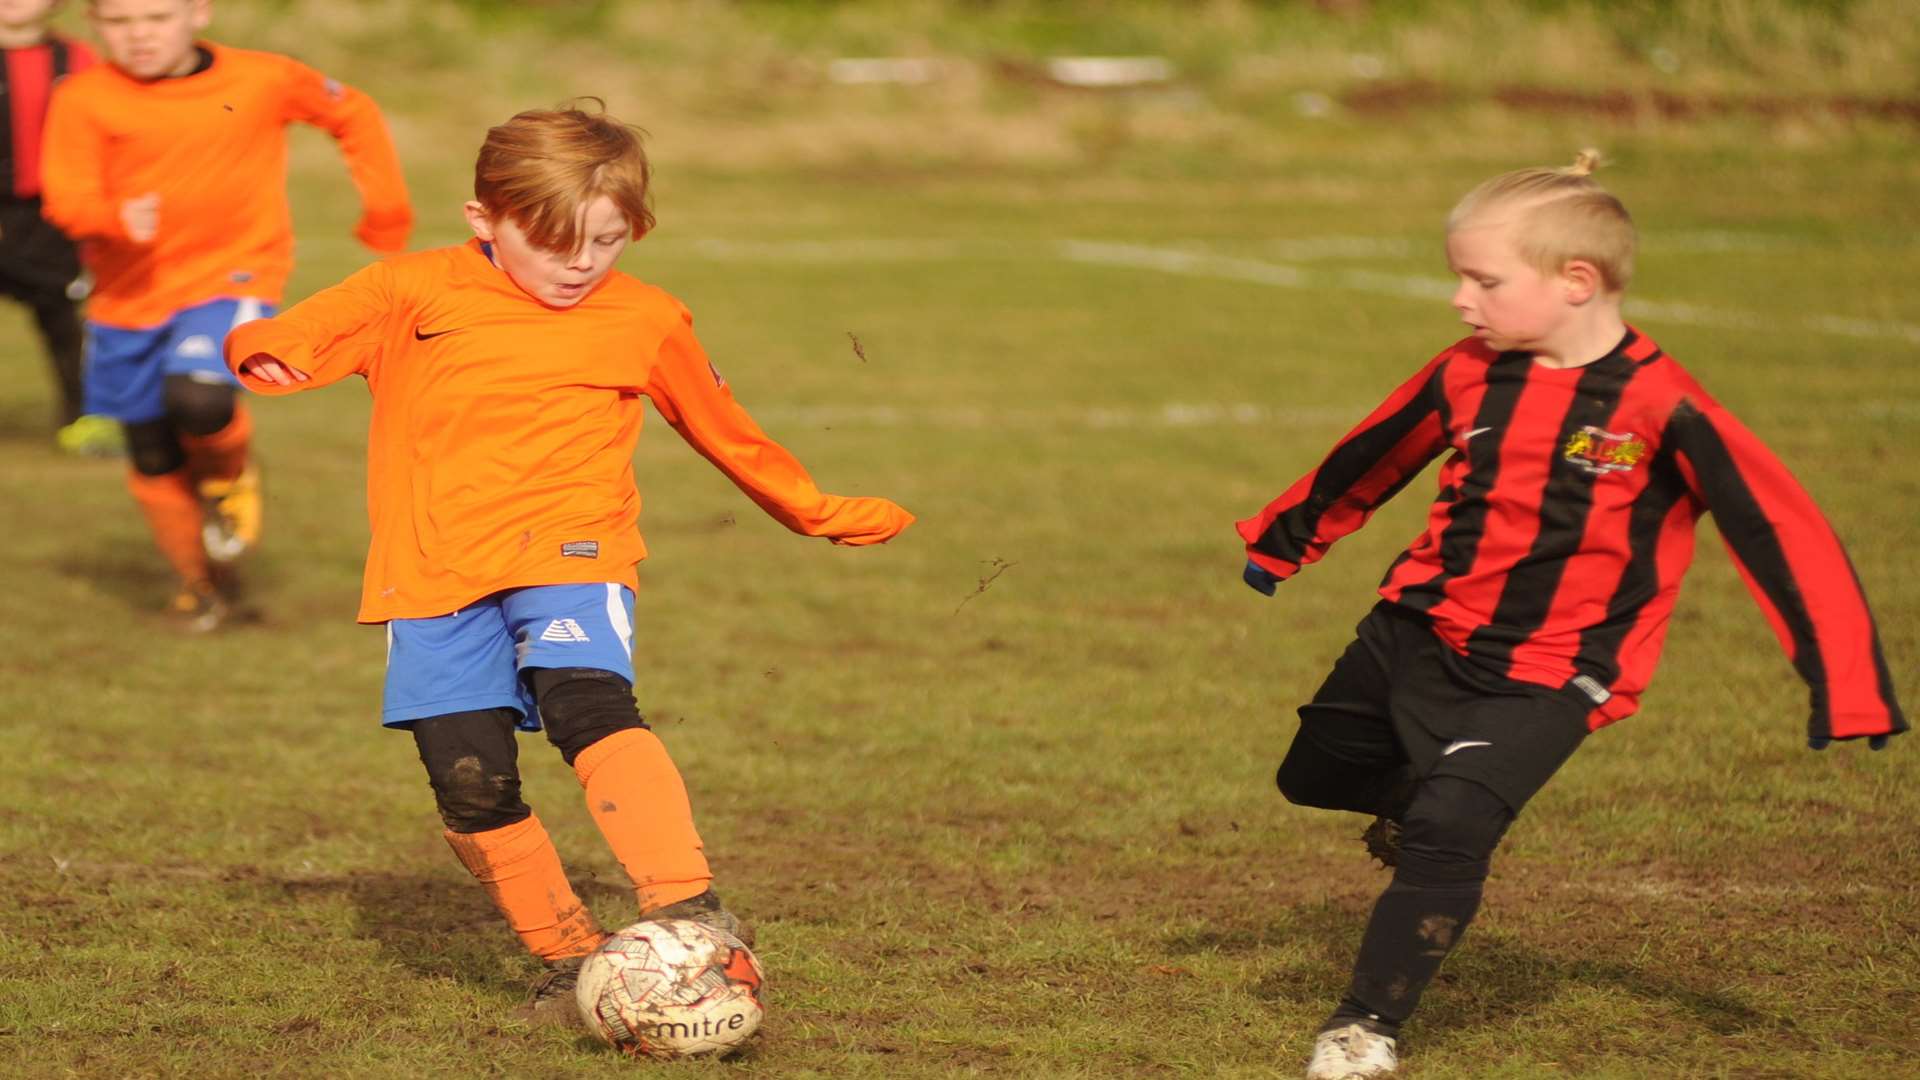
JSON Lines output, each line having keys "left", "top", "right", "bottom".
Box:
{"left": 126, "top": 466, "right": 209, "bottom": 583}
{"left": 571, "top": 728, "right": 712, "bottom": 912}
{"left": 443, "top": 814, "right": 605, "bottom": 961}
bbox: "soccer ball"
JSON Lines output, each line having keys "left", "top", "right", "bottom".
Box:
{"left": 575, "top": 918, "right": 765, "bottom": 1059}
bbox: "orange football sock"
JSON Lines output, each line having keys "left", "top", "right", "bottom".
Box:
{"left": 126, "top": 467, "right": 209, "bottom": 584}
{"left": 179, "top": 401, "right": 252, "bottom": 484}
{"left": 443, "top": 814, "right": 606, "bottom": 961}
{"left": 572, "top": 728, "right": 713, "bottom": 912}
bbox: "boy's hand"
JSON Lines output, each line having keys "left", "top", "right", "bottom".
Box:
{"left": 237, "top": 354, "right": 310, "bottom": 386}
{"left": 1244, "top": 559, "right": 1280, "bottom": 596}
{"left": 1807, "top": 733, "right": 1893, "bottom": 751}
{"left": 354, "top": 207, "right": 412, "bottom": 254}
{"left": 120, "top": 194, "right": 160, "bottom": 243}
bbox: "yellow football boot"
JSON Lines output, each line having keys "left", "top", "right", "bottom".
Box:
{"left": 54, "top": 415, "right": 124, "bottom": 458}
{"left": 198, "top": 462, "right": 262, "bottom": 564}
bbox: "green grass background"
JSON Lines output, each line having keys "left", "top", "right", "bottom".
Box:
{"left": 1, "top": 2, "right": 1915, "bottom": 1076}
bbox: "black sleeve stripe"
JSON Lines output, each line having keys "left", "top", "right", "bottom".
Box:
{"left": 1251, "top": 363, "right": 1445, "bottom": 564}
{"left": 1667, "top": 401, "right": 1829, "bottom": 704}
{"left": 1397, "top": 353, "right": 1531, "bottom": 610}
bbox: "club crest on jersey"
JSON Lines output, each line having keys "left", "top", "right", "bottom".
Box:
{"left": 1563, "top": 426, "right": 1648, "bottom": 476}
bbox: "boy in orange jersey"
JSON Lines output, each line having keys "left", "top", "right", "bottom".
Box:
{"left": 224, "top": 104, "right": 914, "bottom": 1025}
{"left": 42, "top": 0, "right": 411, "bottom": 628}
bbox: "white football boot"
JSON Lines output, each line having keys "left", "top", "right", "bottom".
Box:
{"left": 1305, "top": 1022, "right": 1398, "bottom": 1079}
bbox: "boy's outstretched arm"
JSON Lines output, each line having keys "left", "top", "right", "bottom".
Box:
{"left": 224, "top": 262, "right": 396, "bottom": 394}
{"left": 278, "top": 57, "right": 413, "bottom": 254}
{"left": 1667, "top": 394, "right": 1906, "bottom": 749}
{"left": 1236, "top": 354, "right": 1450, "bottom": 593}
{"left": 643, "top": 311, "right": 913, "bottom": 545}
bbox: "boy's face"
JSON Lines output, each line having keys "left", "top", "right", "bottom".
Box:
{"left": 0, "top": 0, "right": 63, "bottom": 33}
{"left": 89, "top": 0, "right": 208, "bottom": 80}
{"left": 465, "top": 194, "right": 631, "bottom": 309}
{"left": 1445, "top": 215, "right": 1572, "bottom": 353}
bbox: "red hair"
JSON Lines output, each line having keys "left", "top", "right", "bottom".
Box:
{"left": 473, "top": 100, "right": 653, "bottom": 254}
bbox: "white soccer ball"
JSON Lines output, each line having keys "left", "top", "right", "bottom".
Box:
{"left": 575, "top": 917, "right": 765, "bottom": 1059}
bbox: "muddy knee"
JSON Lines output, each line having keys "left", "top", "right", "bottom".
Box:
{"left": 411, "top": 708, "right": 530, "bottom": 833}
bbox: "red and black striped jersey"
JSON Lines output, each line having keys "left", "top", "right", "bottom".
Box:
{"left": 0, "top": 35, "right": 93, "bottom": 199}
{"left": 1238, "top": 327, "right": 1905, "bottom": 743}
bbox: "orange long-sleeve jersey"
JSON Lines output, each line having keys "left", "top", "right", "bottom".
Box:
{"left": 224, "top": 240, "right": 914, "bottom": 623}
{"left": 42, "top": 42, "right": 411, "bottom": 328}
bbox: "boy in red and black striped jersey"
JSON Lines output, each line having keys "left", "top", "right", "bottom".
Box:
{"left": 1238, "top": 152, "right": 1906, "bottom": 1080}
{"left": 0, "top": 0, "right": 110, "bottom": 453}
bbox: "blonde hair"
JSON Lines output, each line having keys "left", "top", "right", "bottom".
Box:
{"left": 1447, "top": 149, "right": 1636, "bottom": 292}
{"left": 473, "top": 100, "right": 654, "bottom": 254}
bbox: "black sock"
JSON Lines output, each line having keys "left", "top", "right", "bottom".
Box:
{"left": 1328, "top": 872, "right": 1484, "bottom": 1035}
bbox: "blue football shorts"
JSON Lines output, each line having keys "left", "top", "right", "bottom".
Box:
{"left": 84, "top": 297, "right": 274, "bottom": 422}
{"left": 382, "top": 583, "right": 638, "bottom": 730}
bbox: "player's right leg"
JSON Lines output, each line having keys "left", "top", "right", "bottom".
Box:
{"left": 1277, "top": 606, "right": 1419, "bottom": 862}
{"left": 386, "top": 599, "right": 607, "bottom": 1025}
{"left": 86, "top": 320, "right": 226, "bottom": 627}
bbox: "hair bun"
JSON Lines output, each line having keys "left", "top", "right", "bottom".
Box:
{"left": 1569, "top": 148, "right": 1604, "bottom": 176}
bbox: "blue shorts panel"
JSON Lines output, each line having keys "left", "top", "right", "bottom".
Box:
{"left": 84, "top": 298, "right": 275, "bottom": 422}
{"left": 382, "top": 583, "right": 637, "bottom": 731}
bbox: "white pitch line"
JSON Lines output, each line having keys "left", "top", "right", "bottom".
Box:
{"left": 1059, "top": 240, "right": 1920, "bottom": 346}
{"left": 747, "top": 401, "right": 1358, "bottom": 430}
{"left": 656, "top": 234, "right": 1919, "bottom": 347}
{"left": 686, "top": 237, "right": 976, "bottom": 262}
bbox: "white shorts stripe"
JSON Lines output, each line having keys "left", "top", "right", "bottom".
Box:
{"left": 606, "top": 582, "right": 634, "bottom": 654}
{"left": 231, "top": 296, "right": 265, "bottom": 330}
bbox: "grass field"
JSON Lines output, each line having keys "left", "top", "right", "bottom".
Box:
{"left": 2, "top": 3, "right": 1917, "bottom": 1077}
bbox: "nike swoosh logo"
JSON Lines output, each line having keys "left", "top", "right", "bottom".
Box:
{"left": 414, "top": 327, "right": 458, "bottom": 340}
{"left": 1442, "top": 740, "right": 1492, "bottom": 756}
{"left": 1464, "top": 427, "right": 1494, "bottom": 440}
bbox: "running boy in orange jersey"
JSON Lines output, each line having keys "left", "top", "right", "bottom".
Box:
{"left": 224, "top": 104, "right": 914, "bottom": 1025}
{"left": 42, "top": 0, "right": 411, "bottom": 629}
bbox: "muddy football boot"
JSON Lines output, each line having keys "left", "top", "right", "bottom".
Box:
{"left": 648, "top": 888, "right": 754, "bottom": 947}
{"left": 1360, "top": 816, "right": 1402, "bottom": 868}
{"left": 1306, "top": 1021, "right": 1398, "bottom": 1079}
{"left": 168, "top": 578, "right": 228, "bottom": 633}
{"left": 516, "top": 955, "right": 590, "bottom": 1028}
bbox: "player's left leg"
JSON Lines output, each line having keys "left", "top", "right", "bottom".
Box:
{"left": 1306, "top": 775, "right": 1512, "bottom": 1079}
{"left": 505, "top": 584, "right": 747, "bottom": 942}
{"left": 1308, "top": 670, "right": 1590, "bottom": 1078}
